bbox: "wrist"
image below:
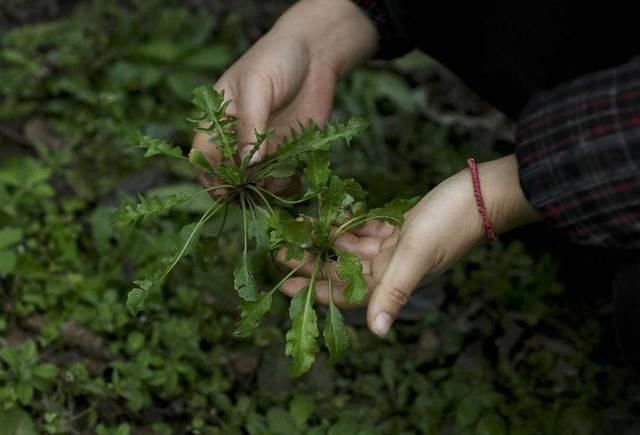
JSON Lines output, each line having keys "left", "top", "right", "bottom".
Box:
{"left": 273, "top": 0, "right": 378, "bottom": 76}
{"left": 477, "top": 155, "right": 543, "bottom": 235}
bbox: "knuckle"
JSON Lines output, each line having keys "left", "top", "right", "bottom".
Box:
{"left": 386, "top": 284, "right": 410, "bottom": 308}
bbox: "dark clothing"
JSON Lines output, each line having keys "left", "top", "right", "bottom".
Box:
{"left": 516, "top": 59, "right": 640, "bottom": 248}
{"left": 354, "top": 0, "right": 639, "bottom": 248}
{"left": 353, "top": 0, "right": 640, "bottom": 368}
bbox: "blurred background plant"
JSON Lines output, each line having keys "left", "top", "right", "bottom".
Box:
{"left": 0, "top": 0, "right": 638, "bottom": 434}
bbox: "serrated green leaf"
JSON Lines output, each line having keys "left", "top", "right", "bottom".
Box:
{"left": 336, "top": 251, "right": 368, "bottom": 303}
{"left": 303, "top": 150, "right": 330, "bottom": 190}
{"left": 289, "top": 285, "right": 309, "bottom": 319}
{"left": 234, "top": 292, "right": 273, "bottom": 337}
{"left": 137, "top": 133, "right": 185, "bottom": 160}
{"left": 320, "top": 176, "right": 366, "bottom": 225}
{"left": 268, "top": 209, "right": 313, "bottom": 253}
{"left": 262, "top": 118, "right": 368, "bottom": 179}
{"left": 114, "top": 192, "right": 191, "bottom": 229}
{"left": 188, "top": 148, "right": 214, "bottom": 173}
{"left": 234, "top": 259, "right": 257, "bottom": 301}
{"left": 286, "top": 304, "right": 319, "bottom": 377}
{"left": 323, "top": 300, "right": 349, "bottom": 363}
{"left": 285, "top": 281, "right": 319, "bottom": 377}
{"left": 191, "top": 85, "right": 225, "bottom": 119}
{"left": 189, "top": 86, "right": 237, "bottom": 160}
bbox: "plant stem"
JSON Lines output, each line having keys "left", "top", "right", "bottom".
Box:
{"left": 247, "top": 185, "right": 275, "bottom": 215}
{"left": 326, "top": 263, "right": 334, "bottom": 307}
{"left": 267, "top": 259, "right": 312, "bottom": 295}
{"left": 331, "top": 214, "right": 401, "bottom": 243}
{"left": 241, "top": 141, "right": 263, "bottom": 172}
{"left": 306, "top": 257, "right": 321, "bottom": 310}
{"left": 255, "top": 186, "right": 312, "bottom": 205}
{"left": 216, "top": 202, "right": 230, "bottom": 240}
{"left": 240, "top": 193, "right": 249, "bottom": 258}
{"left": 246, "top": 195, "right": 260, "bottom": 232}
{"left": 203, "top": 184, "right": 235, "bottom": 194}
{"left": 211, "top": 114, "right": 233, "bottom": 157}
{"left": 161, "top": 197, "right": 229, "bottom": 280}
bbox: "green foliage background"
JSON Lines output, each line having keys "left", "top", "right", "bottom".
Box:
{"left": 0, "top": 1, "right": 638, "bottom": 434}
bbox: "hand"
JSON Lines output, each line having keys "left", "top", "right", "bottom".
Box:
{"left": 277, "top": 155, "right": 542, "bottom": 337}
{"left": 193, "top": 0, "right": 377, "bottom": 192}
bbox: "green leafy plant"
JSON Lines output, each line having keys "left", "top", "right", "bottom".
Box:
{"left": 115, "top": 85, "right": 414, "bottom": 375}
{"left": 3, "top": 3, "right": 631, "bottom": 433}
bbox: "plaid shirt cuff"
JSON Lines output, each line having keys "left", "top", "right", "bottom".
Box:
{"left": 351, "top": 0, "right": 413, "bottom": 59}
{"left": 516, "top": 57, "right": 640, "bottom": 248}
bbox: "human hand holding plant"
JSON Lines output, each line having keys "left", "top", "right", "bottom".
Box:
{"left": 117, "top": 85, "right": 415, "bottom": 376}
{"left": 278, "top": 155, "right": 542, "bottom": 337}
{"left": 192, "top": 0, "right": 377, "bottom": 192}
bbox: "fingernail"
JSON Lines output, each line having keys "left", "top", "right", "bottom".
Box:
{"left": 238, "top": 146, "right": 250, "bottom": 161}
{"left": 249, "top": 148, "right": 262, "bottom": 165}
{"left": 373, "top": 312, "right": 392, "bottom": 337}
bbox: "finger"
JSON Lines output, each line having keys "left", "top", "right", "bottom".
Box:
{"left": 236, "top": 78, "right": 272, "bottom": 164}
{"left": 280, "top": 278, "right": 366, "bottom": 309}
{"left": 334, "top": 231, "right": 382, "bottom": 260}
{"left": 270, "top": 68, "right": 335, "bottom": 128}
{"left": 366, "top": 231, "right": 432, "bottom": 338}
{"left": 275, "top": 248, "right": 356, "bottom": 283}
{"left": 197, "top": 171, "right": 228, "bottom": 198}
{"left": 320, "top": 258, "right": 369, "bottom": 282}
{"left": 275, "top": 248, "right": 316, "bottom": 277}
{"left": 192, "top": 131, "right": 223, "bottom": 164}
{"left": 263, "top": 175, "right": 296, "bottom": 195}
{"left": 311, "top": 280, "right": 359, "bottom": 309}
{"left": 280, "top": 277, "right": 310, "bottom": 298}
{"left": 350, "top": 220, "right": 395, "bottom": 238}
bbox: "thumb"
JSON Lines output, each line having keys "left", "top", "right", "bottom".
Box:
{"left": 367, "top": 234, "right": 434, "bottom": 337}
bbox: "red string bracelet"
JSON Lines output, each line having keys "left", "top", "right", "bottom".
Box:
{"left": 467, "top": 158, "right": 497, "bottom": 241}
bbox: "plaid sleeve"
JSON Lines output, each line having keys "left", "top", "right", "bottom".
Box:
{"left": 351, "top": 0, "right": 413, "bottom": 59}
{"left": 515, "top": 57, "right": 640, "bottom": 248}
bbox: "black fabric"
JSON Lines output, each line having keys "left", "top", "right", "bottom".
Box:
{"left": 613, "top": 257, "right": 640, "bottom": 371}
{"left": 381, "top": 0, "right": 636, "bottom": 120}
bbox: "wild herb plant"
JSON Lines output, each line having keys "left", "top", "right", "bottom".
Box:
{"left": 115, "top": 86, "right": 414, "bottom": 376}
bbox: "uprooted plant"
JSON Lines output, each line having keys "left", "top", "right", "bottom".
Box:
{"left": 114, "top": 86, "right": 415, "bottom": 376}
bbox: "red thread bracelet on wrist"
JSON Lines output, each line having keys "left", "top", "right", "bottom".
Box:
{"left": 467, "top": 158, "right": 497, "bottom": 241}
